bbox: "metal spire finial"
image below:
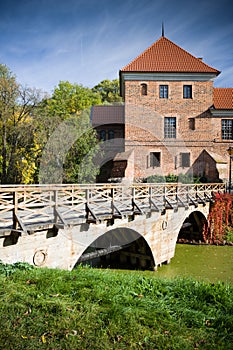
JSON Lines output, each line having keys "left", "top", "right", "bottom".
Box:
{"left": 162, "top": 22, "right": 164, "bottom": 37}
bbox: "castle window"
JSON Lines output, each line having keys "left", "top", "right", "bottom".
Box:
{"left": 183, "top": 85, "right": 192, "bottom": 99}
{"left": 159, "top": 85, "right": 168, "bottom": 98}
{"left": 99, "top": 130, "right": 106, "bottom": 141}
{"left": 188, "top": 118, "right": 195, "bottom": 130}
{"left": 180, "top": 153, "right": 190, "bottom": 167}
{"left": 108, "top": 130, "right": 115, "bottom": 140}
{"left": 222, "top": 119, "right": 233, "bottom": 140}
{"left": 150, "top": 152, "right": 161, "bottom": 167}
{"left": 164, "top": 117, "right": 176, "bottom": 138}
{"left": 141, "top": 83, "right": 147, "bottom": 96}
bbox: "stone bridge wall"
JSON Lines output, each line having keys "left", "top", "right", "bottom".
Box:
{"left": 0, "top": 202, "right": 210, "bottom": 270}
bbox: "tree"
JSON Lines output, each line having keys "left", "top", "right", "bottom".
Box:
{"left": 0, "top": 64, "right": 44, "bottom": 184}
{"left": 37, "top": 81, "right": 102, "bottom": 183}
{"left": 92, "top": 79, "right": 122, "bottom": 103}
{"left": 48, "top": 81, "right": 102, "bottom": 118}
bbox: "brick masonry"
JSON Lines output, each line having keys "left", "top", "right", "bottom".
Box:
{"left": 124, "top": 79, "right": 231, "bottom": 181}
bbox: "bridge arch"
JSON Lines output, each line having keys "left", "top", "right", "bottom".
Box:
{"left": 75, "top": 227, "right": 155, "bottom": 270}
{"left": 178, "top": 210, "right": 208, "bottom": 243}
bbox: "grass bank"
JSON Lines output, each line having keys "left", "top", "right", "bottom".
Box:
{"left": 0, "top": 262, "right": 232, "bottom": 350}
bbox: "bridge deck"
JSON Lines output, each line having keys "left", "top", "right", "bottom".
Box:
{"left": 0, "top": 183, "right": 225, "bottom": 236}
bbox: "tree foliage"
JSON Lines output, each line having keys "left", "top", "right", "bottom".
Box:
{"left": 0, "top": 66, "right": 121, "bottom": 184}
{"left": 0, "top": 64, "right": 44, "bottom": 184}
{"left": 92, "top": 79, "right": 122, "bottom": 103}
{"left": 37, "top": 81, "right": 102, "bottom": 183}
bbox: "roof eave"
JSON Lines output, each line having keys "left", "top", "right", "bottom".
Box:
{"left": 210, "top": 108, "right": 233, "bottom": 116}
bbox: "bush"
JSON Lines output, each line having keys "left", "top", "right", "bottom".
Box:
{"left": 144, "top": 174, "right": 200, "bottom": 184}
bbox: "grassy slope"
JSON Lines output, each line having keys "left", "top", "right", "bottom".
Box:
{"left": 0, "top": 263, "right": 232, "bottom": 350}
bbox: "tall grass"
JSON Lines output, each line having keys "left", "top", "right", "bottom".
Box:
{"left": 0, "top": 262, "right": 232, "bottom": 349}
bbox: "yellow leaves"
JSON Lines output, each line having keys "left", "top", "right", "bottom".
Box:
{"left": 41, "top": 334, "right": 46, "bottom": 344}
{"left": 21, "top": 158, "right": 37, "bottom": 184}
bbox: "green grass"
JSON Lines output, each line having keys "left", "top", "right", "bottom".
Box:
{"left": 0, "top": 262, "right": 232, "bottom": 350}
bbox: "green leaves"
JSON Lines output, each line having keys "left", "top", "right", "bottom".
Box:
{"left": 48, "top": 81, "right": 102, "bottom": 118}
{"left": 36, "top": 81, "right": 103, "bottom": 183}
{"left": 92, "top": 79, "right": 122, "bottom": 103}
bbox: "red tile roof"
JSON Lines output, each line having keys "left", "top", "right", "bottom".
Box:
{"left": 91, "top": 105, "right": 124, "bottom": 126}
{"left": 121, "top": 36, "right": 220, "bottom": 74}
{"left": 213, "top": 88, "right": 233, "bottom": 110}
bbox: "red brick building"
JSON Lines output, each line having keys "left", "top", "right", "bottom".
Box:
{"left": 92, "top": 34, "right": 233, "bottom": 183}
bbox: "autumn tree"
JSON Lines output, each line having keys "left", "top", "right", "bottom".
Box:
{"left": 0, "top": 64, "right": 44, "bottom": 184}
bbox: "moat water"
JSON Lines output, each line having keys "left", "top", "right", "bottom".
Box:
{"left": 153, "top": 244, "right": 233, "bottom": 284}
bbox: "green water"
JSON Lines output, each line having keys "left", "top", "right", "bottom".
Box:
{"left": 155, "top": 244, "right": 233, "bottom": 284}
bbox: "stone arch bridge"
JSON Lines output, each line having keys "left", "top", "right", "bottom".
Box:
{"left": 0, "top": 183, "right": 225, "bottom": 270}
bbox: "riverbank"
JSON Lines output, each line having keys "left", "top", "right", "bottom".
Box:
{"left": 0, "top": 262, "right": 232, "bottom": 350}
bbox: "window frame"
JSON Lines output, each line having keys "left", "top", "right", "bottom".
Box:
{"left": 222, "top": 119, "right": 233, "bottom": 140}
{"left": 108, "top": 130, "right": 115, "bottom": 141}
{"left": 159, "top": 85, "right": 168, "bottom": 99}
{"left": 183, "top": 85, "right": 192, "bottom": 99}
{"left": 99, "top": 130, "right": 106, "bottom": 141}
{"left": 188, "top": 118, "right": 195, "bottom": 130}
{"left": 140, "top": 83, "right": 147, "bottom": 96}
{"left": 180, "top": 152, "right": 190, "bottom": 168}
{"left": 164, "top": 117, "right": 176, "bottom": 139}
{"left": 150, "top": 152, "right": 161, "bottom": 168}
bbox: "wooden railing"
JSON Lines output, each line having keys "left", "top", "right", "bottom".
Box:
{"left": 0, "top": 183, "right": 226, "bottom": 234}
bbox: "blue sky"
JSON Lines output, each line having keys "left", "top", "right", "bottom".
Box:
{"left": 0, "top": 0, "right": 233, "bottom": 94}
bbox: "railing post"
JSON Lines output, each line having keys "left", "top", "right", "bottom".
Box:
{"left": 111, "top": 188, "right": 114, "bottom": 216}
{"left": 85, "top": 188, "right": 89, "bottom": 220}
{"left": 13, "top": 190, "right": 18, "bottom": 230}
{"left": 53, "top": 190, "right": 58, "bottom": 224}
{"left": 132, "top": 186, "right": 135, "bottom": 212}
{"left": 163, "top": 184, "right": 166, "bottom": 207}
{"left": 149, "top": 185, "right": 152, "bottom": 210}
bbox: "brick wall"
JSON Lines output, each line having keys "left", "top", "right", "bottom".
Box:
{"left": 124, "top": 79, "right": 229, "bottom": 181}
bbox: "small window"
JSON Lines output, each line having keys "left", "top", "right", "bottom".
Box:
{"left": 164, "top": 117, "right": 176, "bottom": 138}
{"left": 181, "top": 153, "right": 190, "bottom": 167}
{"left": 183, "top": 85, "right": 192, "bottom": 99}
{"left": 141, "top": 83, "right": 147, "bottom": 96}
{"left": 222, "top": 119, "right": 233, "bottom": 140}
{"left": 150, "top": 152, "right": 161, "bottom": 167}
{"left": 159, "top": 85, "right": 168, "bottom": 98}
{"left": 108, "top": 130, "right": 114, "bottom": 140}
{"left": 99, "top": 130, "right": 106, "bottom": 141}
{"left": 189, "top": 118, "right": 195, "bottom": 130}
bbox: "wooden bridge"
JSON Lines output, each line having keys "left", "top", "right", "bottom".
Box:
{"left": 0, "top": 183, "right": 225, "bottom": 270}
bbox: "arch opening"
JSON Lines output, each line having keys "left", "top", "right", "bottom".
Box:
{"left": 75, "top": 227, "right": 155, "bottom": 270}
{"left": 178, "top": 211, "right": 207, "bottom": 244}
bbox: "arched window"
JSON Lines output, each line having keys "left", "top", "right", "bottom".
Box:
{"left": 108, "top": 130, "right": 115, "bottom": 140}
{"left": 141, "top": 83, "right": 147, "bottom": 96}
{"left": 99, "top": 130, "right": 106, "bottom": 141}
